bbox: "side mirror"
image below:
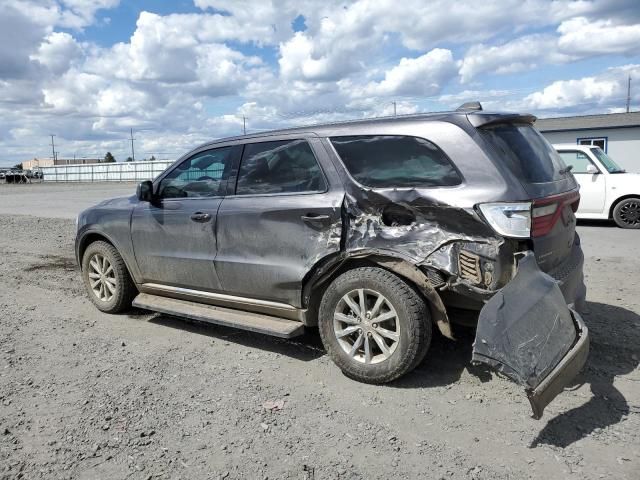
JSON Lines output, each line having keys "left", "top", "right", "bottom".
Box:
{"left": 136, "top": 180, "right": 154, "bottom": 202}
{"left": 586, "top": 164, "right": 599, "bottom": 174}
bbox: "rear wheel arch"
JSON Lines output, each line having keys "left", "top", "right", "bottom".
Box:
{"left": 303, "top": 252, "right": 453, "bottom": 339}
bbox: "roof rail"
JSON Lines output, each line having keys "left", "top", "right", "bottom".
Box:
{"left": 456, "top": 101, "right": 483, "bottom": 112}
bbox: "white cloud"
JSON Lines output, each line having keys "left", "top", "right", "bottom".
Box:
{"left": 31, "top": 32, "right": 83, "bottom": 74}
{"left": 522, "top": 65, "right": 640, "bottom": 111}
{"left": 557, "top": 17, "right": 640, "bottom": 56}
{"left": 359, "top": 49, "right": 457, "bottom": 97}
{"left": 2, "top": 0, "right": 640, "bottom": 165}
{"left": 460, "top": 35, "right": 575, "bottom": 83}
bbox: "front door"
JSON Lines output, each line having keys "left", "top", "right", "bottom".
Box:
{"left": 558, "top": 150, "right": 606, "bottom": 214}
{"left": 215, "top": 138, "right": 343, "bottom": 307}
{"left": 131, "top": 145, "right": 240, "bottom": 291}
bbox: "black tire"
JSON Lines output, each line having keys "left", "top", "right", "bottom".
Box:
{"left": 612, "top": 197, "right": 640, "bottom": 229}
{"left": 318, "top": 267, "right": 431, "bottom": 384}
{"left": 82, "top": 241, "right": 136, "bottom": 313}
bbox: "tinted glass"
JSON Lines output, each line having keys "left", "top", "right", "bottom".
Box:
{"left": 330, "top": 135, "right": 461, "bottom": 188}
{"left": 159, "top": 146, "right": 234, "bottom": 198}
{"left": 236, "top": 139, "right": 326, "bottom": 195}
{"left": 481, "top": 125, "right": 567, "bottom": 183}
{"left": 558, "top": 151, "right": 593, "bottom": 174}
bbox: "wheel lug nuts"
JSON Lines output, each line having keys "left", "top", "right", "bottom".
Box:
{"left": 358, "top": 328, "right": 363, "bottom": 334}
{"left": 372, "top": 323, "right": 378, "bottom": 328}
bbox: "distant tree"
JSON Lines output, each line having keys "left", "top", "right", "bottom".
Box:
{"left": 104, "top": 152, "right": 116, "bottom": 163}
{"left": 13, "top": 163, "right": 23, "bottom": 170}
{"left": 149, "top": 155, "right": 156, "bottom": 162}
{"left": 125, "top": 156, "right": 133, "bottom": 162}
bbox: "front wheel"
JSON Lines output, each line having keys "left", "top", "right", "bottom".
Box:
{"left": 613, "top": 197, "right": 640, "bottom": 229}
{"left": 318, "top": 267, "right": 431, "bottom": 384}
{"left": 82, "top": 241, "right": 136, "bottom": 313}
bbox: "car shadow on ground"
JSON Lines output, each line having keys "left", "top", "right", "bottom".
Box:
{"left": 145, "top": 313, "right": 326, "bottom": 362}
{"left": 531, "top": 301, "right": 640, "bottom": 448}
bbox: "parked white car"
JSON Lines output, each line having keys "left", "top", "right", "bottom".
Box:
{"left": 554, "top": 144, "right": 639, "bottom": 229}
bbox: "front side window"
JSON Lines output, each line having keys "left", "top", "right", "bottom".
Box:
{"left": 235, "top": 139, "right": 326, "bottom": 195}
{"left": 558, "top": 151, "right": 595, "bottom": 174}
{"left": 329, "top": 135, "right": 462, "bottom": 188}
{"left": 158, "top": 146, "right": 235, "bottom": 198}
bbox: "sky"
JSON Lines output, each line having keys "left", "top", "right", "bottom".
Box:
{"left": 1, "top": 0, "right": 640, "bottom": 166}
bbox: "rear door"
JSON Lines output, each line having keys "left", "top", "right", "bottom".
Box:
{"left": 479, "top": 124, "right": 579, "bottom": 272}
{"left": 131, "top": 145, "right": 240, "bottom": 290}
{"left": 215, "top": 137, "right": 343, "bottom": 307}
{"left": 557, "top": 150, "right": 606, "bottom": 214}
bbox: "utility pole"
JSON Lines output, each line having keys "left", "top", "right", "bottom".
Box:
{"left": 129, "top": 128, "right": 136, "bottom": 162}
{"left": 626, "top": 75, "right": 632, "bottom": 113}
{"left": 242, "top": 116, "right": 247, "bottom": 135}
{"left": 392, "top": 101, "right": 397, "bottom": 116}
{"left": 50, "top": 134, "right": 57, "bottom": 163}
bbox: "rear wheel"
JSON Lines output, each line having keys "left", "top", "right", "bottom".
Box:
{"left": 82, "top": 241, "right": 136, "bottom": 313}
{"left": 613, "top": 197, "right": 640, "bottom": 229}
{"left": 318, "top": 267, "right": 431, "bottom": 384}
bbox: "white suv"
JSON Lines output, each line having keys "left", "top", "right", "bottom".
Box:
{"left": 555, "top": 144, "right": 640, "bottom": 228}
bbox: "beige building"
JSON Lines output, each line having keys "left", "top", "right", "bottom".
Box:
{"left": 21, "top": 157, "right": 104, "bottom": 170}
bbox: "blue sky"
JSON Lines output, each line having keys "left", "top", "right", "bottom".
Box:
{"left": 1, "top": 0, "right": 639, "bottom": 166}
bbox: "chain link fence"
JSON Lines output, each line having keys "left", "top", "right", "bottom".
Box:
{"left": 40, "top": 160, "right": 174, "bottom": 182}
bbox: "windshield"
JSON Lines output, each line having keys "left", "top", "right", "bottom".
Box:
{"left": 591, "top": 148, "right": 625, "bottom": 173}
{"left": 480, "top": 124, "right": 568, "bottom": 183}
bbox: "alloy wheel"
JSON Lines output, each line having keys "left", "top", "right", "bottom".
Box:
{"left": 333, "top": 288, "right": 400, "bottom": 364}
{"left": 87, "top": 253, "right": 117, "bottom": 302}
{"left": 619, "top": 200, "right": 640, "bottom": 226}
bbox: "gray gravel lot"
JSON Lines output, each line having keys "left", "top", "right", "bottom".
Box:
{"left": 0, "top": 183, "right": 136, "bottom": 219}
{"left": 0, "top": 184, "right": 638, "bottom": 479}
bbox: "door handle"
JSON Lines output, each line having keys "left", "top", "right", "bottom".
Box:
{"left": 301, "top": 214, "right": 331, "bottom": 223}
{"left": 190, "top": 212, "right": 212, "bottom": 222}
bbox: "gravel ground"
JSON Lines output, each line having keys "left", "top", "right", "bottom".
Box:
{"left": 0, "top": 187, "right": 639, "bottom": 479}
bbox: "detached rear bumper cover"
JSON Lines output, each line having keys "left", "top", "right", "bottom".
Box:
{"left": 472, "top": 251, "right": 589, "bottom": 419}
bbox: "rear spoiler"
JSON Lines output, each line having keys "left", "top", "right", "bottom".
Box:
{"left": 467, "top": 113, "right": 537, "bottom": 128}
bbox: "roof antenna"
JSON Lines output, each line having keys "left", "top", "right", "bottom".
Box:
{"left": 456, "top": 101, "right": 483, "bottom": 112}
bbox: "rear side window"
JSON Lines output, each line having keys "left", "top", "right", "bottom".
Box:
{"left": 329, "top": 135, "right": 461, "bottom": 188}
{"left": 480, "top": 125, "right": 567, "bottom": 183}
{"left": 236, "top": 139, "right": 326, "bottom": 195}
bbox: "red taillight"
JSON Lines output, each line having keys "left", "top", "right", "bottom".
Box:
{"left": 531, "top": 191, "right": 580, "bottom": 237}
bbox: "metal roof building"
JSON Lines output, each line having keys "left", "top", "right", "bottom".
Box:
{"left": 535, "top": 112, "right": 640, "bottom": 172}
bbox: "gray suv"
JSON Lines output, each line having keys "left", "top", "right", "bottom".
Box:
{"left": 76, "top": 103, "right": 589, "bottom": 418}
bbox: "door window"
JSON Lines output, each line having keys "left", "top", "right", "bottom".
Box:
{"left": 558, "top": 151, "right": 595, "bottom": 174}
{"left": 235, "top": 139, "right": 326, "bottom": 195}
{"left": 158, "top": 146, "right": 235, "bottom": 198}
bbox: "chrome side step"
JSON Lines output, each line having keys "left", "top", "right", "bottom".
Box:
{"left": 132, "top": 293, "right": 305, "bottom": 339}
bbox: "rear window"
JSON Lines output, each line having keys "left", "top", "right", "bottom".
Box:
{"left": 480, "top": 124, "right": 567, "bottom": 183}
{"left": 330, "top": 135, "right": 462, "bottom": 188}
